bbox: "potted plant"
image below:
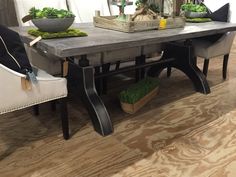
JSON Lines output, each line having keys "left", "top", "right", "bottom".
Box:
{"left": 28, "top": 7, "right": 75, "bottom": 32}
{"left": 119, "top": 77, "right": 159, "bottom": 114}
{"left": 181, "top": 2, "right": 207, "bottom": 18}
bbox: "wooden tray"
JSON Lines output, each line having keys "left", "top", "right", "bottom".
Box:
{"left": 94, "top": 15, "right": 160, "bottom": 33}
{"left": 93, "top": 11, "right": 185, "bottom": 33}
{"left": 120, "top": 87, "right": 159, "bottom": 114}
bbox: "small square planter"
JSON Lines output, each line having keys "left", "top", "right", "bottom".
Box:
{"left": 120, "top": 87, "right": 159, "bottom": 114}
{"left": 119, "top": 77, "right": 159, "bottom": 114}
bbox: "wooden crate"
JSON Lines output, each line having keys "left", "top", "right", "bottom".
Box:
{"left": 93, "top": 15, "right": 160, "bottom": 33}
{"left": 166, "top": 17, "right": 186, "bottom": 29}
{"left": 120, "top": 87, "right": 159, "bottom": 114}
{"left": 93, "top": 15, "right": 185, "bottom": 33}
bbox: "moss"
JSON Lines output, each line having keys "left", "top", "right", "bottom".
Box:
{"left": 186, "top": 18, "right": 212, "bottom": 23}
{"left": 119, "top": 77, "right": 159, "bottom": 104}
{"left": 28, "top": 28, "right": 87, "bottom": 39}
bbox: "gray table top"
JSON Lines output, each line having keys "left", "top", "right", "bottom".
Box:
{"left": 12, "top": 22, "right": 236, "bottom": 58}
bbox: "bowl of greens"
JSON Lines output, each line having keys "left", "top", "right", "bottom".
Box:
{"left": 181, "top": 3, "right": 207, "bottom": 18}
{"left": 29, "top": 7, "right": 75, "bottom": 32}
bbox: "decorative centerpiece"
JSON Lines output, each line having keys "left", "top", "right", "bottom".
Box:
{"left": 181, "top": 3, "right": 207, "bottom": 17}
{"left": 25, "top": 7, "right": 87, "bottom": 39}
{"left": 181, "top": 2, "right": 211, "bottom": 22}
{"left": 119, "top": 77, "right": 159, "bottom": 114}
{"left": 93, "top": 0, "right": 185, "bottom": 33}
{"left": 29, "top": 7, "right": 75, "bottom": 32}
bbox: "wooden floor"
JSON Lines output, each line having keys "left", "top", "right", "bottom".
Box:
{"left": 1, "top": 39, "right": 236, "bottom": 177}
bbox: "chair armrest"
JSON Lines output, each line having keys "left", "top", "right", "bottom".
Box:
{"left": 0, "top": 63, "right": 67, "bottom": 114}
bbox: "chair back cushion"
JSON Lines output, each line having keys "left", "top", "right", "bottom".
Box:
{"left": 0, "top": 24, "right": 32, "bottom": 74}
{"left": 207, "top": 3, "right": 229, "bottom": 22}
{"left": 14, "top": 0, "right": 68, "bottom": 26}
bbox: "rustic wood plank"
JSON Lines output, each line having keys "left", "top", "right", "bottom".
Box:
{"left": 11, "top": 22, "right": 236, "bottom": 59}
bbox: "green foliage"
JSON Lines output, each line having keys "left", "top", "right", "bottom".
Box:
{"left": 119, "top": 77, "right": 159, "bottom": 104}
{"left": 149, "top": 3, "right": 160, "bottom": 13}
{"left": 186, "top": 17, "right": 212, "bottom": 23}
{"left": 29, "top": 7, "right": 75, "bottom": 19}
{"left": 135, "top": 0, "right": 159, "bottom": 13}
{"left": 135, "top": 0, "right": 148, "bottom": 7}
{"left": 28, "top": 28, "right": 87, "bottom": 39}
{"left": 181, "top": 3, "right": 207, "bottom": 12}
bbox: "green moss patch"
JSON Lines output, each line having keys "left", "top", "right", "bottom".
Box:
{"left": 28, "top": 28, "right": 87, "bottom": 39}
{"left": 186, "top": 18, "right": 212, "bottom": 23}
{"left": 119, "top": 77, "right": 159, "bottom": 104}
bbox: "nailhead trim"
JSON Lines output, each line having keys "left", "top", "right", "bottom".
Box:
{"left": 0, "top": 94, "right": 67, "bottom": 115}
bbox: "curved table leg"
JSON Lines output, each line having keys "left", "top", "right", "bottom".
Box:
{"left": 68, "top": 62, "right": 113, "bottom": 136}
{"left": 148, "top": 42, "right": 210, "bottom": 94}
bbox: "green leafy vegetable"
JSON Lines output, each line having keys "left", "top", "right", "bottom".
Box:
{"left": 181, "top": 3, "right": 207, "bottom": 12}
{"left": 29, "top": 7, "right": 75, "bottom": 19}
{"left": 135, "top": 0, "right": 160, "bottom": 13}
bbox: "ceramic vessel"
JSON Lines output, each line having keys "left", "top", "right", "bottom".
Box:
{"left": 184, "top": 11, "right": 207, "bottom": 18}
{"left": 32, "top": 17, "right": 74, "bottom": 32}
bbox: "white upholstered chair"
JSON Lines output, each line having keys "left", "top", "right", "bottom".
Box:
{"left": 192, "top": 32, "right": 235, "bottom": 78}
{"left": 0, "top": 63, "right": 69, "bottom": 139}
{"left": 191, "top": 1, "right": 235, "bottom": 79}
{"left": 13, "top": 0, "right": 69, "bottom": 75}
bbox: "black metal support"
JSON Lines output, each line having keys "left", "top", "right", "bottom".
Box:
{"left": 102, "top": 63, "right": 111, "bottom": 94}
{"left": 115, "top": 61, "right": 121, "bottom": 70}
{"left": 60, "top": 97, "right": 69, "bottom": 140}
{"left": 223, "top": 54, "right": 229, "bottom": 79}
{"left": 95, "top": 66, "right": 102, "bottom": 95}
{"left": 203, "top": 59, "right": 209, "bottom": 77}
{"left": 167, "top": 67, "right": 172, "bottom": 77}
{"left": 33, "top": 105, "right": 39, "bottom": 116}
{"left": 135, "top": 55, "right": 146, "bottom": 82}
{"left": 67, "top": 55, "right": 113, "bottom": 136}
{"left": 148, "top": 42, "right": 210, "bottom": 94}
{"left": 51, "top": 100, "right": 56, "bottom": 111}
{"left": 95, "top": 58, "right": 175, "bottom": 79}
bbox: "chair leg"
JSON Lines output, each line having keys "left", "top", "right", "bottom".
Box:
{"left": 223, "top": 54, "right": 229, "bottom": 79}
{"left": 203, "top": 59, "right": 209, "bottom": 77}
{"left": 167, "top": 67, "right": 172, "bottom": 77}
{"left": 33, "top": 105, "right": 39, "bottom": 116}
{"left": 60, "top": 98, "right": 69, "bottom": 140}
{"left": 51, "top": 100, "right": 56, "bottom": 111}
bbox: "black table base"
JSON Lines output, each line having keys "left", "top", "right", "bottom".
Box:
{"left": 67, "top": 42, "right": 210, "bottom": 136}
{"left": 148, "top": 42, "right": 210, "bottom": 94}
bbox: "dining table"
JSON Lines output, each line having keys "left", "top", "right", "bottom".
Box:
{"left": 12, "top": 21, "right": 236, "bottom": 136}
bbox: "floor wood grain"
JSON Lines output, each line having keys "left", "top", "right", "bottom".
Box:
{"left": 1, "top": 39, "right": 236, "bottom": 177}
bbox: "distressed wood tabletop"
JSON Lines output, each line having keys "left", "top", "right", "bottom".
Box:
{"left": 12, "top": 22, "right": 236, "bottom": 58}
